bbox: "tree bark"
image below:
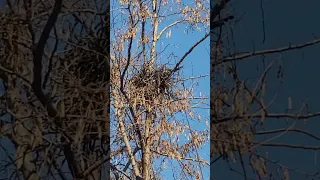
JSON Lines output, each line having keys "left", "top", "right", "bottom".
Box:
{"left": 143, "top": 110, "right": 152, "bottom": 179}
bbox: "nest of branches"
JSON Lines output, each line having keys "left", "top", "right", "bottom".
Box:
{"left": 130, "top": 65, "right": 178, "bottom": 103}
{"left": 63, "top": 37, "right": 109, "bottom": 87}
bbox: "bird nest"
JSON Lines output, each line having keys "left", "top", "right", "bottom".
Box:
{"left": 130, "top": 65, "right": 176, "bottom": 103}
{"left": 62, "top": 37, "right": 108, "bottom": 87}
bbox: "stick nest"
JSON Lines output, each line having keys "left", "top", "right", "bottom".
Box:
{"left": 62, "top": 37, "right": 109, "bottom": 87}
{"left": 130, "top": 65, "right": 176, "bottom": 102}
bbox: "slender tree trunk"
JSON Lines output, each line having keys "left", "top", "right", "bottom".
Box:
{"left": 143, "top": 110, "right": 152, "bottom": 179}
{"left": 142, "top": 1, "right": 158, "bottom": 178}
{"left": 118, "top": 112, "right": 141, "bottom": 177}
{"left": 150, "top": 0, "right": 158, "bottom": 66}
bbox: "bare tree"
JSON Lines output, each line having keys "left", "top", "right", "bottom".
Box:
{"left": 110, "top": 0, "right": 210, "bottom": 179}
{"left": 211, "top": 0, "right": 320, "bottom": 179}
{"left": 0, "top": 0, "right": 109, "bottom": 179}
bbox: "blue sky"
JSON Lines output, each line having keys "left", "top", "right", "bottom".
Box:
{"left": 157, "top": 20, "right": 210, "bottom": 179}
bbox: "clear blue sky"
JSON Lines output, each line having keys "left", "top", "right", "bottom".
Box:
{"left": 157, "top": 19, "right": 210, "bottom": 179}
{"left": 211, "top": 0, "right": 320, "bottom": 179}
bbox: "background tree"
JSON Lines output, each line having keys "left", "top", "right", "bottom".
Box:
{"left": 110, "top": 0, "right": 210, "bottom": 179}
{"left": 211, "top": 0, "right": 320, "bottom": 179}
{"left": 0, "top": 0, "right": 109, "bottom": 179}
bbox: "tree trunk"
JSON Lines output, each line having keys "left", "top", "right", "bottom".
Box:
{"left": 143, "top": 110, "right": 152, "bottom": 179}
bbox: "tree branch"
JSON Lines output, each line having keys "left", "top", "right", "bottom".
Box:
{"left": 216, "top": 38, "right": 320, "bottom": 66}
{"left": 31, "top": 0, "right": 62, "bottom": 117}
{"left": 252, "top": 142, "right": 320, "bottom": 150}
{"left": 171, "top": 32, "right": 209, "bottom": 75}
{"left": 214, "top": 112, "right": 320, "bottom": 124}
{"left": 256, "top": 128, "right": 320, "bottom": 141}
{"left": 156, "top": 20, "right": 186, "bottom": 41}
{"left": 152, "top": 150, "right": 209, "bottom": 165}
